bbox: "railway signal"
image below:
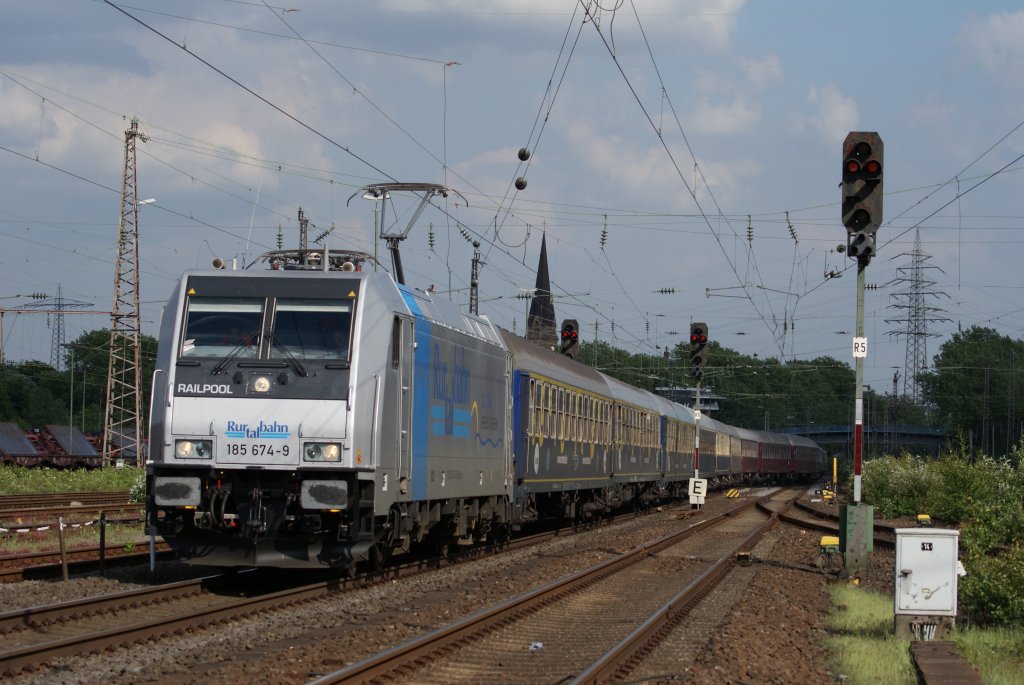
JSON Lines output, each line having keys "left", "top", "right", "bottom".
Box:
{"left": 842, "top": 132, "right": 883, "bottom": 261}
{"left": 689, "top": 322, "right": 708, "bottom": 381}
{"left": 560, "top": 319, "right": 579, "bottom": 359}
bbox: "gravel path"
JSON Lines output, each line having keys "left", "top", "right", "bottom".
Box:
{"left": 2, "top": 491, "right": 899, "bottom": 685}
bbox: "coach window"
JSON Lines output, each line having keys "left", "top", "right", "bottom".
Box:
{"left": 562, "top": 388, "right": 568, "bottom": 440}
{"left": 589, "top": 395, "right": 598, "bottom": 444}
{"left": 181, "top": 297, "right": 263, "bottom": 358}
{"left": 571, "top": 392, "right": 579, "bottom": 442}
{"left": 604, "top": 402, "right": 611, "bottom": 444}
{"left": 271, "top": 299, "right": 352, "bottom": 360}
{"left": 532, "top": 378, "right": 540, "bottom": 432}
{"left": 540, "top": 384, "right": 546, "bottom": 437}
{"left": 545, "top": 384, "right": 554, "bottom": 438}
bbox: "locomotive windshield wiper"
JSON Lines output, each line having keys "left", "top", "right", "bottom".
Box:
{"left": 269, "top": 335, "right": 309, "bottom": 377}
{"left": 210, "top": 330, "right": 259, "bottom": 375}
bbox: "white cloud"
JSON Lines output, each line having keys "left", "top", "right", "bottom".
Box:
{"left": 689, "top": 94, "right": 761, "bottom": 135}
{"left": 738, "top": 53, "right": 783, "bottom": 91}
{"left": 800, "top": 84, "right": 859, "bottom": 144}
{"left": 958, "top": 11, "right": 1024, "bottom": 71}
{"left": 904, "top": 99, "right": 958, "bottom": 134}
{"left": 562, "top": 117, "right": 760, "bottom": 209}
{"left": 380, "top": 0, "right": 747, "bottom": 53}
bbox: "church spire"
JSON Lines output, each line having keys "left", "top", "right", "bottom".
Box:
{"left": 526, "top": 233, "right": 556, "bottom": 348}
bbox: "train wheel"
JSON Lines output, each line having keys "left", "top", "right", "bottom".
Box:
{"left": 368, "top": 542, "right": 391, "bottom": 573}
{"left": 434, "top": 535, "right": 458, "bottom": 564}
{"left": 491, "top": 522, "right": 511, "bottom": 549}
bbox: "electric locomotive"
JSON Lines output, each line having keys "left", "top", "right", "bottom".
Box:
{"left": 147, "top": 249, "right": 512, "bottom": 569}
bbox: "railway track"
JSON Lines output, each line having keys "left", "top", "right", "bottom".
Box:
{"left": 0, "top": 570, "right": 335, "bottom": 676}
{"left": 0, "top": 503, "right": 142, "bottom": 527}
{"left": 306, "top": 488, "right": 800, "bottom": 684}
{"left": 0, "top": 492, "right": 131, "bottom": 511}
{"left": 0, "top": 541, "right": 173, "bottom": 583}
{"left": 0, "top": 499, "right": 697, "bottom": 676}
{"left": 785, "top": 499, "right": 897, "bottom": 548}
{"left": 0, "top": 491, "right": 138, "bottom": 531}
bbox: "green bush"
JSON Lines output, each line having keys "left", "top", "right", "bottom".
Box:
{"left": 862, "top": 453, "right": 938, "bottom": 518}
{"left": 959, "top": 544, "right": 1024, "bottom": 626}
{"left": 861, "top": 447, "right": 1024, "bottom": 627}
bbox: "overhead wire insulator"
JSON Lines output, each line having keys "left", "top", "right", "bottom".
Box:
{"left": 747, "top": 215, "right": 753, "bottom": 244}
{"left": 458, "top": 225, "right": 473, "bottom": 243}
{"left": 656, "top": 288, "right": 677, "bottom": 295}
{"left": 786, "top": 211, "right": 797, "bottom": 243}
{"left": 600, "top": 215, "right": 608, "bottom": 248}
{"left": 428, "top": 223, "right": 436, "bottom": 251}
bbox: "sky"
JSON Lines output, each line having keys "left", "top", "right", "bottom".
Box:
{"left": 2, "top": 0, "right": 1024, "bottom": 415}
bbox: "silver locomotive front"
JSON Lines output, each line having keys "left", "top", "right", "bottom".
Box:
{"left": 147, "top": 269, "right": 396, "bottom": 568}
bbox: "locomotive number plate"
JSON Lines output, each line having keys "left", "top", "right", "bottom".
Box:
{"left": 225, "top": 443, "right": 291, "bottom": 457}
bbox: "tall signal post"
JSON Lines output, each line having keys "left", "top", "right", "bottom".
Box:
{"left": 841, "top": 131, "right": 882, "bottom": 575}
{"left": 689, "top": 323, "right": 708, "bottom": 476}
{"left": 688, "top": 323, "right": 708, "bottom": 510}
{"left": 103, "top": 117, "right": 146, "bottom": 467}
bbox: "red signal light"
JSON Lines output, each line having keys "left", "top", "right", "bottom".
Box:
{"left": 846, "top": 159, "right": 860, "bottom": 174}
{"left": 865, "top": 159, "right": 881, "bottom": 175}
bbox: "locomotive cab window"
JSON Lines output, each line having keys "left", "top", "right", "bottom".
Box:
{"left": 180, "top": 297, "right": 263, "bottom": 358}
{"left": 271, "top": 299, "right": 352, "bottom": 360}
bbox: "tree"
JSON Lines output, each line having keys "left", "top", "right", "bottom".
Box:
{"left": 0, "top": 329, "right": 157, "bottom": 435}
{"left": 918, "top": 326, "right": 1024, "bottom": 457}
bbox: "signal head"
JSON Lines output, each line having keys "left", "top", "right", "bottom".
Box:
{"left": 841, "top": 131, "right": 884, "bottom": 239}
{"left": 559, "top": 319, "right": 580, "bottom": 357}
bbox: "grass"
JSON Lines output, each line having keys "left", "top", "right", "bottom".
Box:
{"left": 825, "top": 584, "right": 916, "bottom": 685}
{"left": 825, "top": 584, "right": 1024, "bottom": 685}
{"left": 955, "top": 628, "right": 1024, "bottom": 685}
{"left": 0, "top": 522, "right": 147, "bottom": 555}
{"left": 0, "top": 464, "right": 144, "bottom": 495}
{"left": 0, "top": 465, "right": 149, "bottom": 556}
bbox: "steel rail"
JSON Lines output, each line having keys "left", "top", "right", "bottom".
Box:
{"left": 307, "top": 500, "right": 758, "bottom": 684}
{"left": 569, "top": 493, "right": 793, "bottom": 684}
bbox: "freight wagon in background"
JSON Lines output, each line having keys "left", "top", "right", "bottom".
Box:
{"left": 0, "top": 422, "right": 113, "bottom": 468}
{"left": 146, "top": 242, "right": 826, "bottom": 572}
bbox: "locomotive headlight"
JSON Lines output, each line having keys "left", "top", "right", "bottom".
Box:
{"left": 175, "top": 439, "right": 213, "bottom": 459}
{"left": 303, "top": 442, "right": 341, "bottom": 462}
{"left": 253, "top": 375, "right": 272, "bottom": 393}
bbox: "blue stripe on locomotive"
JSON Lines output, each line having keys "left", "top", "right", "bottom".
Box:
{"left": 401, "top": 290, "right": 431, "bottom": 501}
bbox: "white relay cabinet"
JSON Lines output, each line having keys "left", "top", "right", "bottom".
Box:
{"left": 893, "top": 528, "right": 960, "bottom": 640}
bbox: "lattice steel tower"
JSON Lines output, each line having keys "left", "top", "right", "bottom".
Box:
{"left": 103, "top": 117, "right": 145, "bottom": 466}
{"left": 885, "top": 229, "right": 949, "bottom": 403}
